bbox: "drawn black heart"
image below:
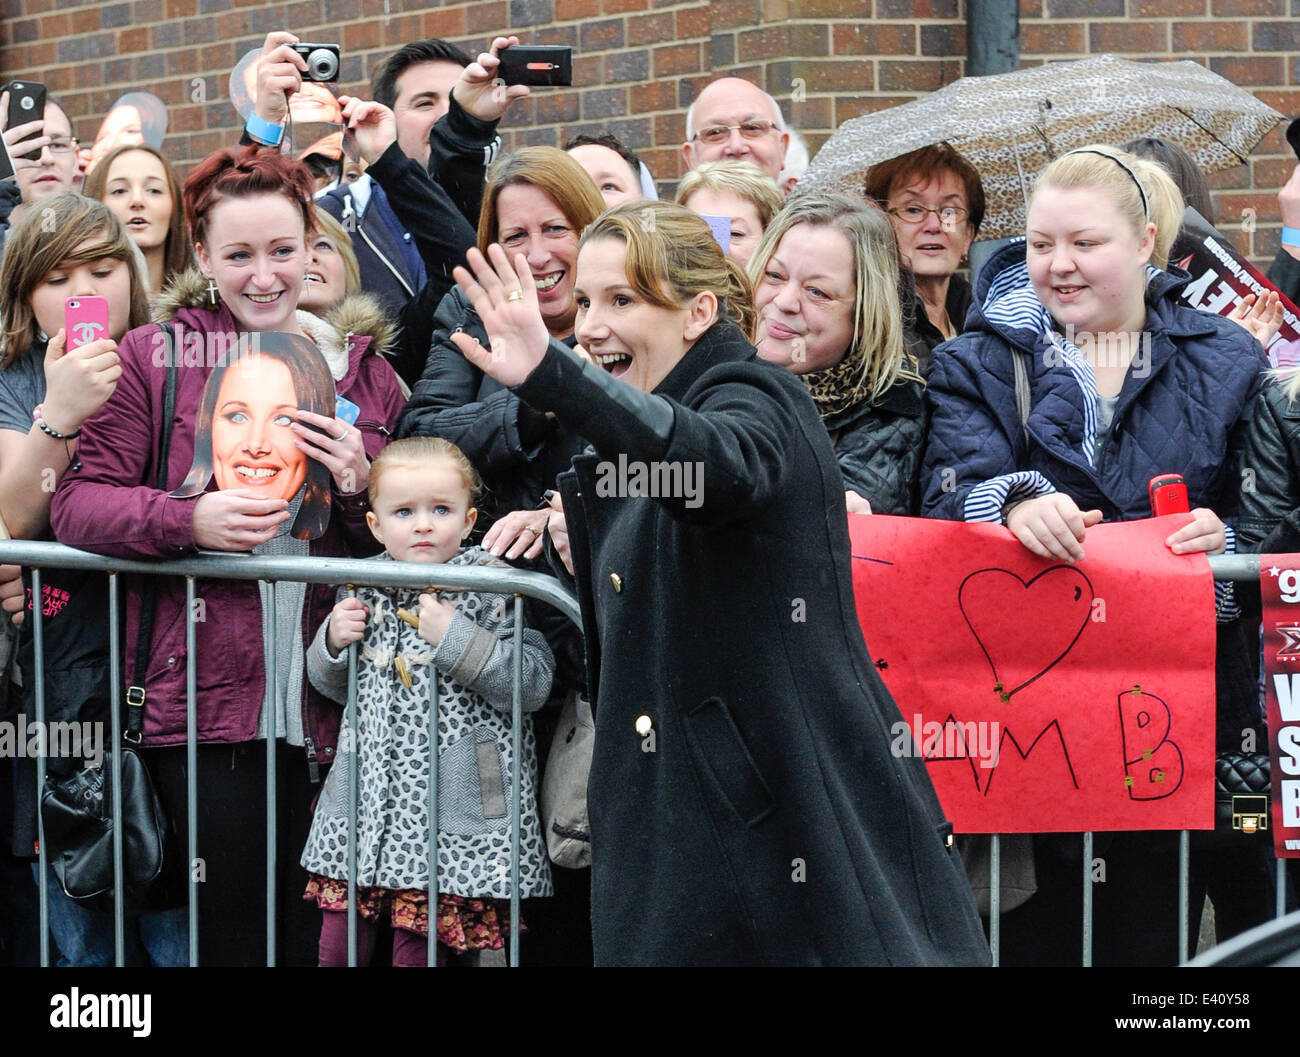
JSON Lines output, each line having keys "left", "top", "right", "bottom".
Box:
{"left": 958, "top": 565, "right": 1094, "bottom": 700}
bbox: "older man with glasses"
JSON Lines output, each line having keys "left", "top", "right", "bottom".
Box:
{"left": 682, "top": 77, "right": 790, "bottom": 186}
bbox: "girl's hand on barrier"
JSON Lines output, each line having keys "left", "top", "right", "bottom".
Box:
{"left": 845, "top": 490, "right": 872, "bottom": 514}
{"left": 191, "top": 489, "right": 290, "bottom": 550}
{"left": 417, "top": 592, "right": 456, "bottom": 646}
{"left": 41, "top": 330, "right": 121, "bottom": 434}
{"left": 326, "top": 596, "right": 367, "bottom": 656}
{"left": 545, "top": 492, "right": 574, "bottom": 575}
{"left": 291, "top": 410, "right": 369, "bottom": 496}
{"left": 1005, "top": 493, "right": 1103, "bottom": 563}
{"left": 0, "top": 564, "right": 25, "bottom": 627}
{"left": 483, "top": 508, "right": 548, "bottom": 561}
{"left": 1166, "top": 507, "right": 1227, "bottom": 556}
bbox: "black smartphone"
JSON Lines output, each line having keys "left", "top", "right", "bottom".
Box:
{"left": 0, "top": 134, "right": 13, "bottom": 183}
{"left": 1288, "top": 117, "right": 1300, "bottom": 162}
{"left": 6, "top": 80, "right": 46, "bottom": 159}
{"left": 497, "top": 45, "right": 573, "bottom": 87}
{"left": 292, "top": 43, "right": 340, "bottom": 82}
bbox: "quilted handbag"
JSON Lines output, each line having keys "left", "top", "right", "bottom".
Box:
{"left": 1192, "top": 752, "right": 1270, "bottom": 848}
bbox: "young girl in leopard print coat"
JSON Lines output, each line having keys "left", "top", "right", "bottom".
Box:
{"left": 300, "top": 437, "right": 555, "bottom": 966}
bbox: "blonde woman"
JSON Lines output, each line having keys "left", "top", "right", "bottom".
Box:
{"left": 747, "top": 192, "right": 925, "bottom": 515}
{"left": 675, "top": 159, "right": 783, "bottom": 266}
{"left": 923, "top": 145, "right": 1272, "bottom": 965}
{"left": 445, "top": 200, "right": 990, "bottom": 966}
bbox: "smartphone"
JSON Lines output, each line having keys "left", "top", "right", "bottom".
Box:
{"left": 0, "top": 134, "right": 13, "bottom": 184}
{"left": 335, "top": 394, "right": 360, "bottom": 425}
{"left": 1148, "top": 473, "right": 1190, "bottom": 517}
{"left": 6, "top": 80, "right": 46, "bottom": 160}
{"left": 65, "top": 297, "right": 110, "bottom": 350}
{"left": 497, "top": 45, "right": 573, "bottom": 87}
{"left": 700, "top": 215, "right": 731, "bottom": 254}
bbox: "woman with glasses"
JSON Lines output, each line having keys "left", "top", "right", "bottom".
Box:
{"left": 864, "top": 145, "right": 986, "bottom": 361}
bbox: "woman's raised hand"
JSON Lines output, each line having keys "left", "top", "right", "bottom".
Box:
{"left": 450, "top": 245, "right": 550, "bottom": 387}
{"left": 1227, "top": 291, "right": 1285, "bottom": 348}
{"left": 1004, "top": 492, "right": 1103, "bottom": 562}
{"left": 337, "top": 96, "right": 397, "bottom": 166}
{"left": 254, "top": 31, "right": 306, "bottom": 128}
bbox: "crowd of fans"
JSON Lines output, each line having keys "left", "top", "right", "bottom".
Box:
{"left": 0, "top": 28, "right": 1296, "bottom": 968}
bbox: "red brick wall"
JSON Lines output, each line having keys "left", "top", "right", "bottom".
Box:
{"left": 1, "top": 0, "right": 1297, "bottom": 262}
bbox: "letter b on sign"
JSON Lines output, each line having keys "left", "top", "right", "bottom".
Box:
{"left": 1117, "top": 688, "right": 1184, "bottom": 800}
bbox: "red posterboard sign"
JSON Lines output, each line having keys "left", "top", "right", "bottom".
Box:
{"left": 850, "top": 515, "right": 1216, "bottom": 834}
{"left": 1258, "top": 559, "right": 1300, "bottom": 857}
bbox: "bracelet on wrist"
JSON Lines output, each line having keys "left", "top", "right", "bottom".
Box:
{"left": 245, "top": 112, "right": 286, "bottom": 147}
{"left": 33, "top": 405, "right": 80, "bottom": 440}
{"left": 1283, "top": 226, "right": 1300, "bottom": 249}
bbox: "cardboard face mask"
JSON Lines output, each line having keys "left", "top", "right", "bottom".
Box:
{"left": 86, "top": 94, "right": 167, "bottom": 174}
{"left": 170, "top": 332, "right": 335, "bottom": 541}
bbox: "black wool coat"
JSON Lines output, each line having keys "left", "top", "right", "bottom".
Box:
{"left": 515, "top": 320, "right": 990, "bottom": 966}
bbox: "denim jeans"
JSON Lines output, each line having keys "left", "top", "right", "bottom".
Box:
{"left": 32, "top": 863, "right": 189, "bottom": 966}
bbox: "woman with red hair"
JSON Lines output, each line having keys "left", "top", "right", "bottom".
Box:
{"left": 51, "top": 145, "right": 405, "bottom": 966}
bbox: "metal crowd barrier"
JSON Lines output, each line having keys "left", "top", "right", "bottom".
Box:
{"left": 13, "top": 544, "right": 1287, "bottom": 967}
{"left": 7, "top": 540, "right": 580, "bottom": 968}
{"left": 984, "top": 554, "right": 1288, "bottom": 967}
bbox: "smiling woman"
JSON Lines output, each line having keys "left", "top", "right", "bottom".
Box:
{"left": 443, "top": 201, "right": 990, "bottom": 966}
{"left": 921, "top": 145, "right": 1272, "bottom": 966}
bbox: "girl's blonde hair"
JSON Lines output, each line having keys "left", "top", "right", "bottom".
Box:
{"left": 0, "top": 193, "right": 151, "bottom": 368}
{"left": 579, "top": 200, "right": 756, "bottom": 339}
{"left": 746, "top": 192, "right": 918, "bottom": 402}
{"left": 367, "top": 437, "right": 483, "bottom": 508}
{"left": 1032, "top": 145, "right": 1185, "bottom": 269}
{"left": 311, "top": 207, "right": 362, "bottom": 299}
{"left": 675, "top": 160, "right": 785, "bottom": 231}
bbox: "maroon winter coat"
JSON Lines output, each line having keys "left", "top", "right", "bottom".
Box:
{"left": 50, "top": 270, "right": 406, "bottom": 761}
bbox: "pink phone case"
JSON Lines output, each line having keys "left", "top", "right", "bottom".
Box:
{"left": 65, "top": 296, "right": 110, "bottom": 350}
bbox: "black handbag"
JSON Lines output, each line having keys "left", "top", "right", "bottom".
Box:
{"left": 1195, "top": 752, "right": 1271, "bottom": 847}
{"left": 38, "top": 326, "right": 178, "bottom": 912}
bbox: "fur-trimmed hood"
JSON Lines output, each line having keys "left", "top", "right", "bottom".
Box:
{"left": 152, "top": 267, "right": 398, "bottom": 383}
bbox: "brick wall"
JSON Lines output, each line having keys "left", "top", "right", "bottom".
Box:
{"left": 0, "top": 0, "right": 1297, "bottom": 263}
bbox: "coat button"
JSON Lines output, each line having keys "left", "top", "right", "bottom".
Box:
{"left": 635, "top": 714, "right": 652, "bottom": 735}
{"left": 609, "top": 573, "right": 623, "bottom": 592}
{"left": 324, "top": 746, "right": 334, "bottom": 757}
{"left": 166, "top": 657, "right": 175, "bottom": 666}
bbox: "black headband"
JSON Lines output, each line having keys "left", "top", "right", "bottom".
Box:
{"left": 1061, "top": 148, "right": 1150, "bottom": 221}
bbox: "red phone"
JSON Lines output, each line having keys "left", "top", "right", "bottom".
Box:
{"left": 1149, "top": 473, "right": 1190, "bottom": 516}
{"left": 65, "top": 296, "right": 110, "bottom": 350}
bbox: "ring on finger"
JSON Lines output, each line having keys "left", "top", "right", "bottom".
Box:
{"left": 507, "top": 288, "right": 525, "bottom": 302}
{"left": 334, "top": 428, "right": 350, "bottom": 442}
{"left": 522, "top": 525, "right": 539, "bottom": 536}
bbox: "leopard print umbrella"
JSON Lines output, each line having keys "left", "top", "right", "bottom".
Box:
{"left": 801, "top": 54, "right": 1284, "bottom": 239}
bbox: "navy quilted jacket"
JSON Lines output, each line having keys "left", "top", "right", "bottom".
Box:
{"left": 922, "top": 241, "right": 1268, "bottom": 525}
{"left": 922, "top": 242, "right": 1269, "bottom": 745}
